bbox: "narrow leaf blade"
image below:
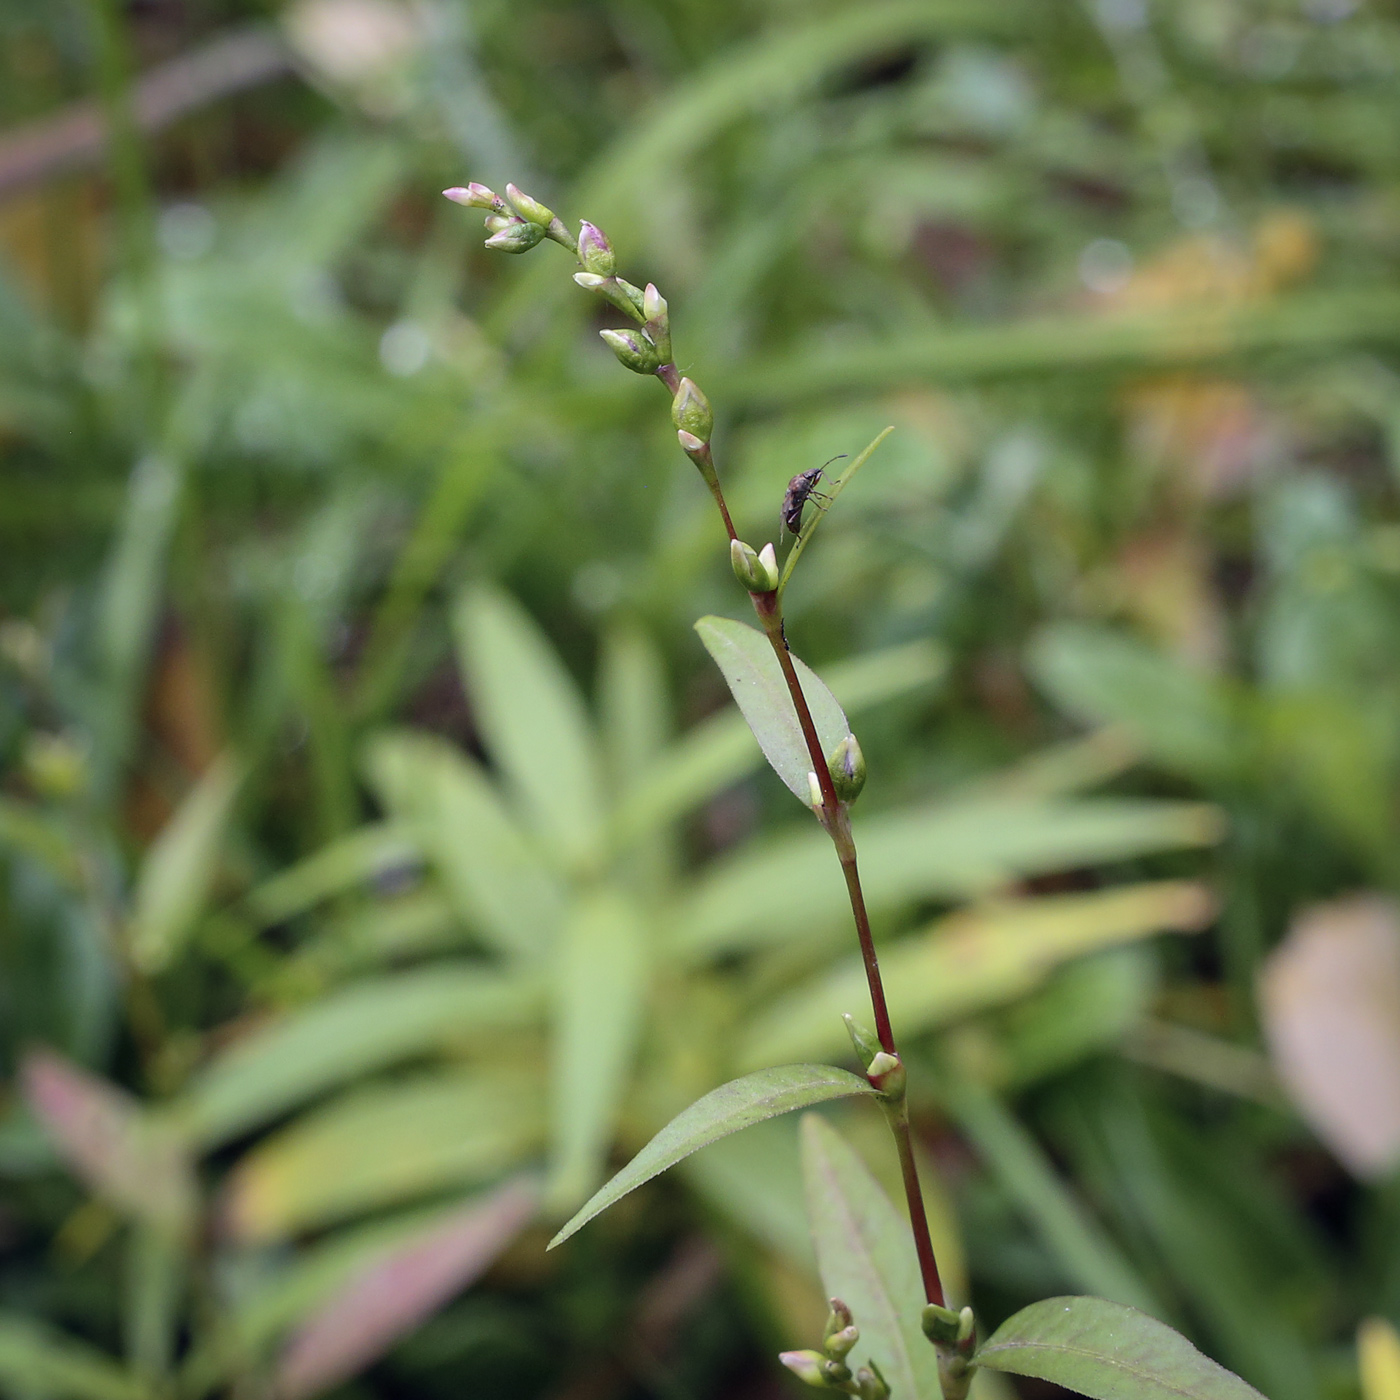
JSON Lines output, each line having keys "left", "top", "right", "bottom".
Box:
{"left": 549, "top": 1064, "right": 875, "bottom": 1248}
{"left": 549, "top": 889, "right": 650, "bottom": 1207}
{"left": 276, "top": 1177, "right": 538, "bottom": 1400}
{"left": 976, "top": 1296, "right": 1267, "bottom": 1400}
{"left": 176, "top": 966, "right": 541, "bottom": 1148}
{"left": 694, "top": 616, "right": 849, "bottom": 801}
{"left": 801, "top": 1114, "right": 941, "bottom": 1400}
{"left": 0, "top": 1314, "right": 151, "bottom": 1400}
{"left": 129, "top": 755, "right": 241, "bottom": 972}
{"left": 453, "top": 584, "right": 605, "bottom": 867}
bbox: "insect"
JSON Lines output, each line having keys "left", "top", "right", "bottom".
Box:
{"left": 780, "top": 456, "right": 843, "bottom": 538}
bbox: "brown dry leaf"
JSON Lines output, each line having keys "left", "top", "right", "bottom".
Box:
{"left": 1259, "top": 895, "right": 1400, "bottom": 1178}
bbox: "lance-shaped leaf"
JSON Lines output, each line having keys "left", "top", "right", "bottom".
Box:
{"left": 549, "top": 1064, "right": 875, "bottom": 1248}
{"left": 801, "top": 1114, "right": 941, "bottom": 1400}
{"left": 454, "top": 584, "right": 605, "bottom": 869}
{"left": 694, "top": 616, "right": 850, "bottom": 803}
{"left": 20, "top": 1050, "right": 195, "bottom": 1231}
{"left": 0, "top": 1314, "right": 151, "bottom": 1400}
{"left": 275, "top": 1176, "right": 538, "bottom": 1400}
{"left": 740, "top": 882, "right": 1215, "bottom": 1066}
{"left": 363, "top": 730, "right": 564, "bottom": 962}
{"left": 224, "top": 1069, "right": 542, "bottom": 1241}
{"left": 975, "top": 1296, "right": 1267, "bottom": 1400}
{"left": 549, "top": 888, "right": 650, "bottom": 1208}
{"left": 128, "top": 755, "right": 242, "bottom": 972}
{"left": 175, "top": 966, "right": 541, "bottom": 1149}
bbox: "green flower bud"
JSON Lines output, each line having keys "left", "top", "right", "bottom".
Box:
{"left": 577, "top": 220, "right": 615, "bottom": 276}
{"left": 599, "top": 327, "right": 662, "bottom": 374}
{"left": 843, "top": 1014, "right": 881, "bottom": 1070}
{"left": 670, "top": 377, "right": 713, "bottom": 443}
{"left": 730, "top": 539, "right": 779, "bottom": 594}
{"left": 779, "top": 1351, "right": 833, "bottom": 1389}
{"left": 504, "top": 182, "right": 554, "bottom": 227}
{"left": 826, "top": 1325, "right": 859, "bottom": 1360}
{"left": 856, "top": 1365, "right": 890, "bottom": 1400}
{"left": 614, "top": 276, "right": 648, "bottom": 318}
{"left": 642, "top": 283, "right": 671, "bottom": 362}
{"left": 484, "top": 218, "right": 545, "bottom": 253}
{"left": 574, "top": 272, "right": 608, "bottom": 292}
{"left": 443, "top": 183, "right": 502, "bottom": 210}
{"left": 828, "top": 734, "right": 866, "bottom": 804}
{"left": 921, "top": 1304, "right": 963, "bottom": 1346}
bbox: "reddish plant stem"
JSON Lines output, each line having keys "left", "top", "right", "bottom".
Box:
{"left": 654, "top": 360, "right": 946, "bottom": 1307}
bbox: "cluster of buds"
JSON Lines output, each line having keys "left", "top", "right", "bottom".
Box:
{"left": 444, "top": 182, "right": 575, "bottom": 255}
{"left": 446, "top": 182, "right": 724, "bottom": 499}
{"left": 780, "top": 1300, "right": 889, "bottom": 1399}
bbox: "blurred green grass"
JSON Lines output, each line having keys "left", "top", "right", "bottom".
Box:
{"left": 1, "top": 1, "right": 1399, "bottom": 1397}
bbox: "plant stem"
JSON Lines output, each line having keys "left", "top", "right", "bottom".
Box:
{"left": 689, "top": 420, "right": 946, "bottom": 1309}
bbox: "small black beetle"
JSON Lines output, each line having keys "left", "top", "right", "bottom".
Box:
{"left": 780, "top": 457, "right": 842, "bottom": 538}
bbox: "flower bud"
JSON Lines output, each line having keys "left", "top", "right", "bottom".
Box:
{"left": 922, "top": 1303, "right": 963, "bottom": 1346}
{"left": 828, "top": 734, "right": 866, "bottom": 804}
{"left": 824, "top": 1300, "right": 854, "bottom": 1342}
{"left": 843, "top": 1014, "right": 881, "bottom": 1070}
{"left": 442, "top": 183, "right": 501, "bottom": 210}
{"left": 574, "top": 272, "right": 608, "bottom": 292}
{"left": 779, "top": 1351, "right": 832, "bottom": 1388}
{"left": 484, "top": 218, "right": 546, "bottom": 253}
{"left": 856, "top": 1365, "right": 890, "bottom": 1400}
{"left": 599, "top": 327, "right": 662, "bottom": 374}
{"left": 504, "top": 182, "right": 554, "bottom": 227}
{"left": 670, "top": 378, "right": 713, "bottom": 443}
{"left": 677, "top": 429, "right": 706, "bottom": 457}
{"left": 577, "top": 220, "right": 615, "bottom": 276}
{"left": 642, "top": 283, "right": 671, "bottom": 361}
{"left": 730, "top": 539, "right": 779, "bottom": 594}
{"left": 866, "top": 1050, "right": 906, "bottom": 1099}
{"left": 826, "top": 1325, "right": 859, "bottom": 1360}
{"left": 614, "top": 277, "right": 648, "bottom": 318}
{"left": 807, "top": 770, "right": 824, "bottom": 812}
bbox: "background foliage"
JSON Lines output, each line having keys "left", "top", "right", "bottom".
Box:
{"left": 2, "top": 1, "right": 1400, "bottom": 1397}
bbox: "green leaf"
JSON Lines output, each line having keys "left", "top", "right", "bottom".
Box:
{"left": 549, "top": 1064, "right": 875, "bottom": 1249}
{"left": 739, "top": 882, "right": 1215, "bottom": 1066}
{"left": 612, "top": 640, "right": 944, "bottom": 844}
{"left": 693, "top": 616, "right": 850, "bottom": 803}
{"left": 778, "top": 426, "right": 893, "bottom": 595}
{"left": 245, "top": 822, "right": 421, "bottom": 928}
{"left": 275, "top": 1177, "right": 538, "bottom": 1400}
{"left": 176, "top": 966, "right": 541, "bottom": 1149}
{"left": 363, "top": 731, "right": 564, "bottom": 961}
{"left": 224, "top": 1068, "right": 543, "bottom": 1241}
{"left": 1029, "top": 625, "right": 1246, "bottom": 783}
{"left": 975, "top": 1296, "right": 1267, "bottom": 1400}
{"left": 676, "top": 798, "right": 1222, "bottom": 961}
{"left": 0, "top": 1314, "right": 150, "bottom": 1400}
{"left": 453, "top": 584, "right": 606, "bottom": 869}
{"left": 800, "top": 1114, "right": 941, "bottom": 1400}
{"left": 548, "top": 888, "right": 650, "bottom": 1208}
{"left": 128, "top": 755, "right": 242, "bottom": 972}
